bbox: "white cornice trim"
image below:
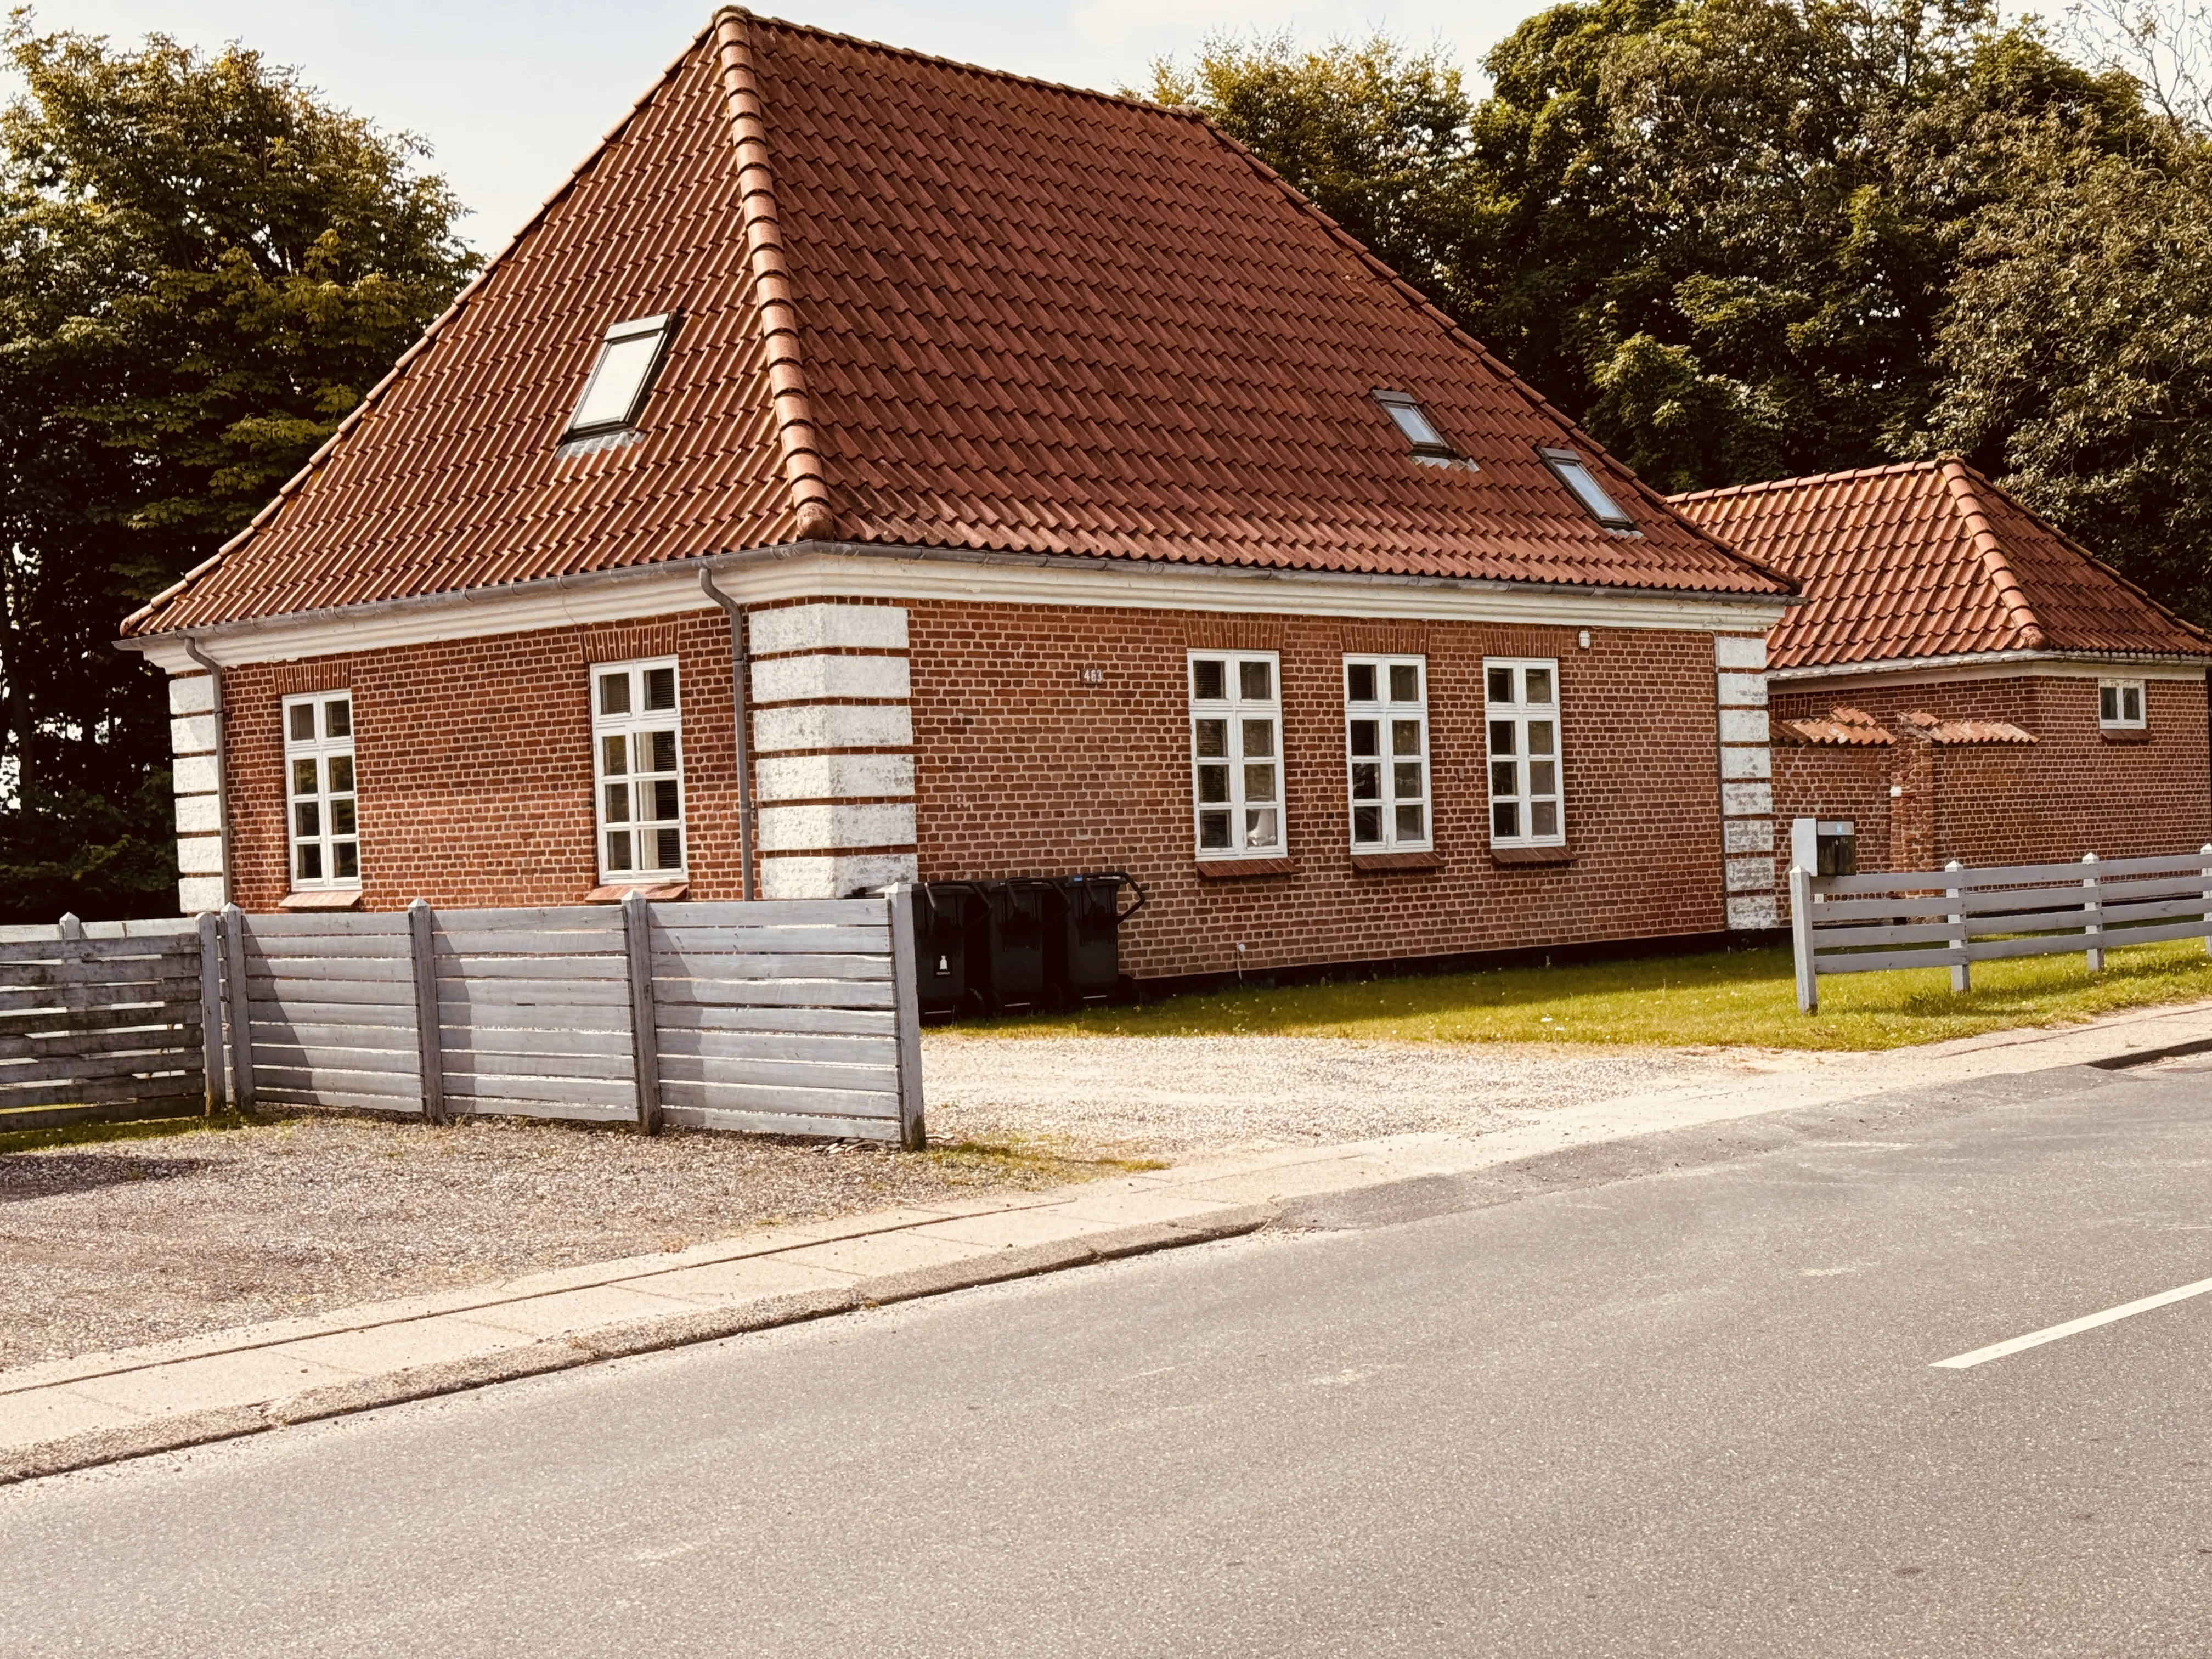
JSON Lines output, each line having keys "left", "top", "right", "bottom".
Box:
{"left": 121, "top": 543, "right": 1793, "bottom": 671}
{"left": 1772, "top": 650, "right": 2212, "bottom": 690}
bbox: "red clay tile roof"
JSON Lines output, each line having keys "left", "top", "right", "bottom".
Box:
{"left": 124, "top": 10, "right": 1788, "bottom": 637}
{"left": 1778, "top": 706, "right": 1894, "bottom": 746}
{"left": 1672, "top": 460, "right": 2211, "bottom": 671}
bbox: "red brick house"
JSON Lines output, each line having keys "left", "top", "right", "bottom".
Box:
{"left": 1673, "top": 460, "right": 2212, "bottom": 874}
{"left": 120, "top": 9, "right": 1795, "bottom": 987}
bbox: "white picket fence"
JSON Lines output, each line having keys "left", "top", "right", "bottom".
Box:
{"left": 6, "top": 891, "right": 924, "bottom": 1145}
{"left": 1789, "top": 847, "right": 2212, "bottom": 1013}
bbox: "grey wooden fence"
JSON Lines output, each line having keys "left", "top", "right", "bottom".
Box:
{"left": 1790, "top": 847, "right": 2212, "bottom": 1013}
{"left": 8, "top": 891, "right": 924, "bottom": 1146}
{"left": 0, "top": 915, "right": 214, "bottom": 1126}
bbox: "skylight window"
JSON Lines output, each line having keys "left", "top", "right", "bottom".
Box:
{"left": 1539, "top": 446, "right": 1634, "bottom": 529}
{"left": 1371, "top": 389, "right": 1456, "bottom": 459}
{"left": 564, "top": 312, "right": 677, "bottom": 441}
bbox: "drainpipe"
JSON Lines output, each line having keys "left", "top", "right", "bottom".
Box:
{"left": 698, "top": 569, "right": 758, "bottom": 901}
{"left": 180, "top": 637, "right": 232, "bottom": 907}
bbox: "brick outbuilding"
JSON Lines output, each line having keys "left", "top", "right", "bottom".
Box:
{"left": 120, "top": 9, "right": 1795, "bottom": 988}
{"left": 1673, "top": 461, "right": 2212, "bottom": 875}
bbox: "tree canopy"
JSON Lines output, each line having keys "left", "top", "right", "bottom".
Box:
{"left": 1147, "top": 0, "right": 2208, "bottom": 620}
{"left": 0, "top": 19, "right": 476, "bottom": 921}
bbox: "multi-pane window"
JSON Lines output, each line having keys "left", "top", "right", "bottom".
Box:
{"left": 592, "top": 659, "right": 686, "bottom": 880}
{"left": 1485, "top": 659, "right": 1566, "bottom": 846}
{"left": 1345, "top": 656, "right": 1430, "bottom": 850}
{"left": 1189, "top": 652, "right": 1284, "bottom": 857}
{"left": 2099, "top": 679, "right": 2146, "bottom": 729}
{"left": 284, "top": 693, "right": 358, "bottom": 889}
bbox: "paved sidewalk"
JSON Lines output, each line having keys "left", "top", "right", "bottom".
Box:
{"left": 5, "top": 1000, "right": 2208, "bottom": 1485}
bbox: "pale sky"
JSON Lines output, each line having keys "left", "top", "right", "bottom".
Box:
{"left": 22, "top": 0, "right": 1548, "bottom": 250}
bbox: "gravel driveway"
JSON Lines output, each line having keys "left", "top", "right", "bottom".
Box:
{"left": 0, "top": 1115, "right": 1110, "bottom": 1371}
{"left": 923, "top": 1034, "right": 1795, "bottom": 1154}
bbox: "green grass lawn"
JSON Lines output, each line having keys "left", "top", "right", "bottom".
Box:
{"left": 950, "top": 938, "right": 2212, "bottom": 1052}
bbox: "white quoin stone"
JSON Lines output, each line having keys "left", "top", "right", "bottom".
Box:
{"left": 1720, "top": 746, "right": 1772, "bottom": 781}
{"left": 174, "top": 794, "right": 223, "bottom": 834}
{"left": 168, "top": 674, "right": 217, "bottom": 715}
{"left": 1716, "top": 672, "right": 1769, "bottom": 708}
{"left": 176, "top": 833, "right": 225, "bottom": 875}
{"left": 751, "top": 654, "right": 910, "bottom": 706}
{"left": 1714, "top": 635, "right": 1769, "bottom": 671}
{"left": 172, "top": 753, "right": 222, "bottom": 797}
{"left": 1719, "top": 708, "right": 1770, "bottom": 746}
{"left": 756, "top": 802, "right": 917, "bottom": 853}
{"left": 1725, "top": 856, "right": 1776, "bottom": 893}
{"left": 177, "top": 876, "right": 226, "bottom": 915}
{"left": 759, "top": 851, "right": 918, "bottom": 900}
{"left": 1724, "top": 819, "right": 1775, "bottom": 854}
{"left": 754, "top": 753, "right": 914, "bottom": 802}
{"left": 1721, "top": 782, "right": 1774, "bottom": 817}
{"left": 170, "top": 714, "right": 219, "bottom": 755}
{"left": 1726, "top": 893, "right": 1780, "bottom": 930}
{"left": 751, "top": 703, "right": 914, "bottom": 754}
{"left": 748, "top": 603, "right": 909, "bottom": 656}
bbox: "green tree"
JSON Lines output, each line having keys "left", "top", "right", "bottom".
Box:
{"left": 0, "top": 18, "right": 476, "bottom": 921}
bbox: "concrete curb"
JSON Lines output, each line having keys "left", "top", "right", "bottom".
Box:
{"left": 0, "top": 1207, "right": 1275, "bottom": 1487}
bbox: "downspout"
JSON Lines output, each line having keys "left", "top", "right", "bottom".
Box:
{"left": 698, "top": 569, "right": 758, "bottom": 901}
{"left": 180, "top": 637, "right": 232, "bottom": 907}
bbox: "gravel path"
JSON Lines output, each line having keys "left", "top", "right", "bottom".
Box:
{"left": 0, "top": 1115, "right": 1099, "bottom": 1371}
{"left": 923, "top": 1034, "right": 1802, "bottom": 1155}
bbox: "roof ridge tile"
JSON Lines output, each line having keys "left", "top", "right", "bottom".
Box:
{"left": 1937, "top": 459, "right": 2047, "bottom": 650}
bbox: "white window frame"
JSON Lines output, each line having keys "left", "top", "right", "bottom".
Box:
{"left": 1188, "top": 650, "right": 1285, "bottom": 859}
{"left": 2098, "top": 678, "right": 2146, "bottom": 730}
{"left": 1485, "top": 658, "right": 1567, "bottom": 847}
{"left": 283, "top": 692, "right": 359, "bottom": 891}
{"left": 1345, "top": 655, "right": 1431, "bottom": 852}
{"left": 591, "top": 658, "right": 689, "bottom": 883}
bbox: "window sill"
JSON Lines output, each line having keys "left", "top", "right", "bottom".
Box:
{"left": 2098, "top": 728, "right": 2152, "bottom": 743}
{"left": 586, "top": 881, "right": 689, "bottom": 904}
{"left": 1193, "top": 857, "right": 1296, "bottom": 881}
{"left": 1350, "top": 850, "right": 1443, "bottom": 873}
{"left": 280, "top": 890, "right": 363, "bottom": 911}
{"left": 1490, "top": 845, "right": 1576, "bottom": 868}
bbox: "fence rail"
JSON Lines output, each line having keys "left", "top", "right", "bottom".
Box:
{"left": 3, "top": 891, "right": 925, "bottom": 1145}
{"left": 1790, "top": 847, "right": 2212, "bottom": 1013}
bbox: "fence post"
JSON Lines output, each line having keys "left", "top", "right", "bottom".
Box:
{"left": 198, "top": 911, "right": 223, "bottom": 1115}
{"left": 622, "top": 888, "right": 662, "bottom": 1136}
{"left": 884, "top": 884, "right": 927, "bottom": 1148}
{"left": 1788, "top": 865, "right": 1818, "bottom": 1014}
{"left": 222, "top": 904, "right": 254, "bottom": 1113}
{"left": 2081, "top": 853, "right": 2103, "bottom": 974}
{"left": 1945, "top": 861, "right": 1971, "bottom": 994}
{"left": 2203, "top": 845, "right": 2212, "bottom": 957}
{"left": 408, "top": 899, "right": 448, "bottom": 1125}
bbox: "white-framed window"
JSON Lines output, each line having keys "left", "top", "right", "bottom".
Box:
{"left": 284, "top": 692, "right": 359, "bottom": 889}
{"left": 2099, "top": 679, "right": 2146, "bottom": 729}
{"left": 1189, "top": 651, "right": 1284, "bottom": 857}
{"left": 1485, "top": 659, "right": 1566, "bottom": 846}
{"left": 1345, "top": 656, "right": 1430, "bottom": 851}
{"left": 592, "top": 659, "right": 687, "bottom": 881}
{"left": 563, "top": 312, "right": 678, "bottom": 442}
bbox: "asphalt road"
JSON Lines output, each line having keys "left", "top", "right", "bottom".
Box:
{"left": 5, "top": 1053, "right": 2212, "bottom": 1656}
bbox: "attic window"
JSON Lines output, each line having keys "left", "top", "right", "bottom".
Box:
{"left": 1539, "top": 446, "right": 1634, "bottom": 529}
{"left": 564, "top": 312, "right": 677, "bottom": 441}
{"left": 1372, "top": 389, "right": 1458, "bottom": 461}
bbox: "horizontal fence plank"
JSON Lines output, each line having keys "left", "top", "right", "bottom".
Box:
{"left": 654, "top": 1003, "right": 896, "bottom": 1037}
{"left": 436, "top": 981, "right": 632, "bottom": 1011}
{"left": 652, "top": 950, "right": 891, "bottom": 983}
{"left": 653, "top": 1030, "right": 898, "bottom": 1067}
{"left": 653, "top": 978, "right": 897, "bottom": 1011}
{"left": 0, "top": 970, "right": 204, "bottom": 1002}
{"left": 0, "top": 1048, "right": 202, "bottom": 1086}
{"left": 441, "top": 1073, "right": 634, "bottom": 1109}
{"left": 650, "top": 924, "right": 890, "bottom": 953}
{"left": 2090, "top": 895, "right": 2212, "bottom": 928}
{"left": 657, "top": 1103, "right": 903, "bottom": 1142}
{"left": 245, "top": 997, "right": 417, "bottom": 1030}
{"left": 429, "top": 906, "right": 628, "bottom": 933}
{"left": 242, "top": 953, "right": 413, "bottom": 984}
{"left": 1961, "top": 878, "right": 2212, "bottom": 917}
{"left": 0, "top": 1003, "right": 202, "bottom": 1039}
{"left": 1968, "top": 917, "right": 2212, "bottom": 960}
{"left": 245, "top": 976, "right": 414, "bottom": 1008}
{"left": 1817, "top": 853, "right": 2212, "bottom": 896}
{"left": 255, "top": 1086, "right": 425, "bottom": 1117}
{"left": 251, "top": 1063, "right": 424, "bottom": 1102}
{"left": 437, "top": 1025, "right": 634, "bottom": 1060}
{"left": 439, "top": 1048, "right": 633, "bottom": 1083}
{"left": 434, "top": 957, "right": 629, "bottom": 983}
{"left": 656, "top": 1054, "right": 895, "bottom": 1092}
{"left": 244, "top": 912, "right": 409, "bottom": 938}
{"left": 656, "top": 1078, "right": 901, "bottom": 1119}
{"left": 252, "top": 1037, "right": 420, "bottom": 1074}
{"left": 1967, "top": 897, "right": 2211, "bottom": 935}
{"left": 447, "top": 1096, "right": 635, "bottom": 1125}
{"left": 242, "top": 936, "right": 413, "bottom": 962}
{"left": 1815, "top": 945, "right": 1965, "bottom": 975}
{"left": 1810, "top": 895, "right": 1969, "bottom": 923}
{"left": 658, "top": 899, "right": 889, "bottom": 928}
{"left": 1810, "top": 920, "right": 1960, "bottom": 951}
{"left": 0, "top": 1024, "right": 199, "bottom": 1063}
{"left": 0, "top": 1076, "right": 198, "bottom": 1109}
{"left": 431, "top": 932, "right": 625, "bottom": 957}
{"left": 249, "top": 1019, "right": 417, "bottom": 1053}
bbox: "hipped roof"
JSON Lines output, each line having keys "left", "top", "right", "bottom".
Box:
{"left": 125, "top": 9, "right": 1787, "bottom": 637}
{"left": 1672, "top": 460, "right": 2211, "bottom": 672}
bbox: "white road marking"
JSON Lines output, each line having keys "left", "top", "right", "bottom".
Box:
{"left": 1933, "top": 1274, "right": 2212, "bottom": 1369}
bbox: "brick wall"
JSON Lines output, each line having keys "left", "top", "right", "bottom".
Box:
{"left": 905, "top": 601, "right": 1733, "bottom": 981}
{"left": 200, "top": 597, "right": 1747, "bottom": 978}
{"left": 1771, "top": 673, "right": 2212, "bottom": 872}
